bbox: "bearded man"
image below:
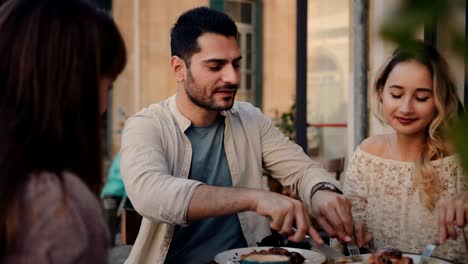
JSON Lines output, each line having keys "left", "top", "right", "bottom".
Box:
{"left": 120, "top": 7, "right": 354, "bottom": 264}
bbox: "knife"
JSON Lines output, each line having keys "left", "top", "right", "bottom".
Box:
{"left": 306, "top": 236, "right": 346, "bottom": 260}
{"left": 416, "top": 241, "right": 439, "bottom": 264}
{"left": 291, "top": 227, "right": 345, "bottom": 260}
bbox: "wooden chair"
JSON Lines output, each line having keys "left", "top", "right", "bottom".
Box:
{"left": 120, "top": 208, "right": 142, "bottom": 245}
{"left": 322, "top": 157, "right": 345, "bottom": 181}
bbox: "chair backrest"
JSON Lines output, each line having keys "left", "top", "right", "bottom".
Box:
{"left": 120, "top": 208, "right": 142, "bottom": 245}
{"left": 322, "top": 157, "right": 345, "bottom": 181}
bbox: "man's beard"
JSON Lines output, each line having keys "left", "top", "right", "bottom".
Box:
{"left": 185, "top": 71, "right": 237, "bottom": 111}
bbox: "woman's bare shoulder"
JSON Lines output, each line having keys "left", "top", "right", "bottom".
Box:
{"left": 359, "top": 134, "right": 391, "bottom": 157}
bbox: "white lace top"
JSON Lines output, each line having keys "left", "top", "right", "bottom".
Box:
{"left": 344, "top": 147, "right": 468, "bottom": 263}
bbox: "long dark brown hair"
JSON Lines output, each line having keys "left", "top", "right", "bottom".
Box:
{"left": 0, "top": 0, "right": 126, "bottom": 252}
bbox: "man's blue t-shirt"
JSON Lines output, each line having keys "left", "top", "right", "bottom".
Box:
{"left": 164, "top": 116, "right": 247, "bottom": 264}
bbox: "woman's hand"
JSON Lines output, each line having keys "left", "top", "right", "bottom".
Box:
{"left": 438, "top": 191, "right": 468, "bottom": 243}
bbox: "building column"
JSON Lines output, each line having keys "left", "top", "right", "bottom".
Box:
{"left": 295, "top": 0, "right": 308, "bottom": 153}
{"left": 353, "top": 0, "right": 369, "bottom": 148}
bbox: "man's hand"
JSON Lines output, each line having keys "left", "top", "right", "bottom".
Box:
{"left": 439, "top": 191, "right": 468, "bottom": 244}
{"left": 253, "top": 191, "right": 323, "bottom": 244}
{"left": 281, "top": 186, "right": 296, "bottom": 198}
{"left": 311, "top": 190, "right": 354, "bottom": 243}
{"left": 187, "top": 186, "right": 323, "bottom": 244}
{"left": 354, "top": 222, "right": 373, "bottom": 247}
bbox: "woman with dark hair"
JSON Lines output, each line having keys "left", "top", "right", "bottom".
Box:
{"left": 344, "top": 40, "right": 466, "bottom": 263}
{"left": 0, "top": 0, "right": 126, "bottom": 262}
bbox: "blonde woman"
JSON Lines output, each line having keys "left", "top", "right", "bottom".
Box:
{"left": 344, "top": 40, "right": 467, "bottom": 263}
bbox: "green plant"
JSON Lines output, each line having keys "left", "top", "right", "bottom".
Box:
{"left": 273, "top": 104, "right": 296, "bottom": 141}
{"left": 380, "top": 0, "right": 466, "bottom": 57}
{"left": 449, "top": 114, "right": 468, "bottom": 181}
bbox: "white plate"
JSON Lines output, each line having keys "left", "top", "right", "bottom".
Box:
{"left": 356, "top": 253, "right": 453, "bottom": 264}
{"left": 213, "top": 246, "right": 326, "bottom": 264}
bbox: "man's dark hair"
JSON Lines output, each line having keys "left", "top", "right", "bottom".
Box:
{"left": 170, "top": 6, "right": 238, "bottom": 66}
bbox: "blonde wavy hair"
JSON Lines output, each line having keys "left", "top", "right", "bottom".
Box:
{"left": 373, "top": 40, "right": 462, "bottom": 210}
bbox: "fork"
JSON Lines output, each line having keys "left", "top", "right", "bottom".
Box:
{"left": 347, "top": 224, "right": 360, "bottom": 256}
{"left": 416, "top": 241, "right": 439, "bottom": 264}
{"left": 347, "top": 241, "right": 360, "bottom": 256}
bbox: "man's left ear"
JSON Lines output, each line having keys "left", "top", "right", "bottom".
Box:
{"left": 170, "top": 56, "right": 187, "bottom": 82}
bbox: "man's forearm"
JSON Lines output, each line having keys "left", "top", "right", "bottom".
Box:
{"left": 186, "top": 185, "right": 261, "bottom": 221}
{"left": 186, "top": 184, "right": 328, "bottom": 244}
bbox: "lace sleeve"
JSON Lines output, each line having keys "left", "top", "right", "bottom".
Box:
{"left": 343, "top": 149, "right": 369, "bottom": 224}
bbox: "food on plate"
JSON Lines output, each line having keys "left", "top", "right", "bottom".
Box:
{"left": 335, "top": 255, "right": 363, "bottom": 263}
{"left": 240, "top": 247, "right": 306, "bottom": 264}
{"left": 257, "top": 232, "right": 310, "bottom": 249}
{"left": 368, "top": 248, "right": 413, "bottom": 264}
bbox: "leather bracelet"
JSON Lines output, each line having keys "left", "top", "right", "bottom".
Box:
{"left": 310, "top": 182, "right": 343, "bottom": 200}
